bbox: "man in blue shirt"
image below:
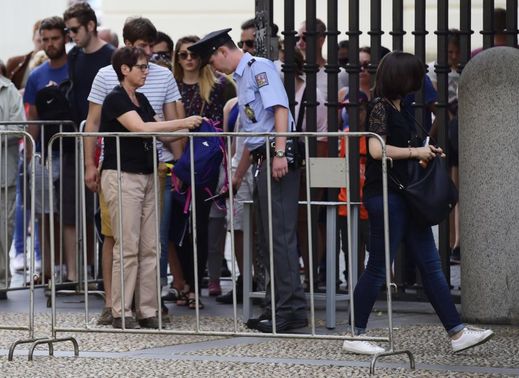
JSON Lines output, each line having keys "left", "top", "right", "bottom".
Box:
{"left": 24, "top": 16, "right": 69, "bottom": 284}
{"left": 189, "top": 29, "right": 308, "bottom": 333}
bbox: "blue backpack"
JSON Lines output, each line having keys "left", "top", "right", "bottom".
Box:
{"left": 171, "top": 119, "right": 225, "bottom": 213}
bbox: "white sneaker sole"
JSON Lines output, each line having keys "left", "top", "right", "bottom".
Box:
{"left": 342, "top": 341, "right": 385, "bottom": 355}
{"left": 453, "top": 331, "right": 494, "bottom": 353}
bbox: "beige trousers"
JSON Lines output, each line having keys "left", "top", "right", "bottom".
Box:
{"left": 101, "top": 170, "right": 159, "bottom": 319}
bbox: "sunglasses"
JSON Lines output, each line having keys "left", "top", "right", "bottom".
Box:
{"left": 152, "top": 51, "right": 172, "bottom": 60}
{"left": 296, "top": 35, "right": 306, "bottom": 43}
{"left": 360, "top": 61, "right": 370, "bottom": 70}
{"left": 177, "top": 51, "right": 199, "bottom": 60}
{"left": 238, "top": 40, "right": 255, "bottom": 49}
{"left": 133, "top": 64, "right": 149, "bottom": 72}
{"left": 65, "top": 26, "right": 81, "bottom": 34}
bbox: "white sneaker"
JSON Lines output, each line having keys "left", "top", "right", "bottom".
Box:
{"left": 451, "top": 327, "right": 494, "bottom": 353}
{"left": 35, "top": 258, "right": 42, "bottom": 273}
{"left": 12, "top": 254, "right": 26, "bottom": 272}
{"left": 342, "top": 339, "right": 385, "bottom": 355}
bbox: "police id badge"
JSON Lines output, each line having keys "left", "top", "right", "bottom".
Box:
{"left": 244, "top": 104, "right": 257, "bottom": 123}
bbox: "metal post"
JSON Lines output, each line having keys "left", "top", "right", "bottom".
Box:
{"left": 506, "top": 0, "right": 518, "bottom": 47}
{"left": 346, "top": 0, "right": 360, "bottom": 337}
{"left": 304, "top": 0, "right": 320, "bottom": 296}
{"left": 391, "top": 0, "right": 405, "bottom": 51}
{"left": 458, "top": 0, "right": 473, "bottom": 74}
{"left": 436, "top": 0, "right": 451, "bottom": 288}
{"left": 255, "top": 0, "right": 275, "bottom": 60}
{"left": 482, "top": 0, "right": 495, "bottom": 50}
{"left": 413, "top": 0, "right": 427, "bottom": 125}
{"left": 326, "top": 0, "right": 340, "bottom": 298}
{"left": 283, "top": 0, "right": 296, "bottom": 114}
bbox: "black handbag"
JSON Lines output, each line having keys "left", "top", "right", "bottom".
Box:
{"left": 386, "top": 100, "right": 458, "bottom": 226}
{"left": 390, "top": 155, "right": 458, "bottom": 226}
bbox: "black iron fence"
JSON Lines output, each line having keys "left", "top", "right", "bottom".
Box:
{"left": 256, "top": 0, "right": 518, "bottom": 293}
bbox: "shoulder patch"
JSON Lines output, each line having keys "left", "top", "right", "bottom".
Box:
{"left": 255, "top": 72, "right": 269, "bottom": 88}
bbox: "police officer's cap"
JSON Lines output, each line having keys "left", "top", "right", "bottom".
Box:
{"left": 188, "top": 28, "right": 233, "bottom": 65}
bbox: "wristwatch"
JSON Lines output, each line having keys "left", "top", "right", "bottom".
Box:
{"left": 275, "top": 150, "right": 286, "bottom": 158}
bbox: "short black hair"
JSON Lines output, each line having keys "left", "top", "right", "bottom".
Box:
{"left": 338, "top": 40, "right": 349, "bottom": 49}
{"left": 241, "top": 18, "right": 256, "bottom": 30}
{"left": 63, "top": 2, "right": 97, "bottom": 30}
{"left": 112, "top": 46, "right": 148, "bottom": 82}
{"left": 448, "top": 28, "right": 460, "bottom": 47}
{"left": 155, "top": 31, "right": 174, "bottom": 54}
{"left": 123, "top": 17, "right": 157, "bottom": 44}
{"left": 40, "top": 16, "right": 66, "bottom": 36}
{"left": 374, "top": 51, "right": 425, "bottom": 100}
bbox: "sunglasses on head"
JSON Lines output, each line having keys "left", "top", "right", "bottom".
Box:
{"left": 177, "top": 51, "right": 199, "bottom": 60}
{"left": 238, "top": 39, "right": 255, "bottom": 49}
{"left": 65, "top": 25, "right": 81, "bottom": 34}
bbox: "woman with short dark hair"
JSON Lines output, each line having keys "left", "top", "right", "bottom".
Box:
{"left": 100, "top": 47, "right": 202, "bottom": 329}
{"left": 342, "top": 51, "right": 493, "bottom": 355}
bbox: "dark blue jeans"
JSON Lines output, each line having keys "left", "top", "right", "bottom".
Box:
{"left": 353, "top": 193, "right": 463, "bottom": 336}
{"left": 14, "top": 157, "right": 40, "bottom": 258}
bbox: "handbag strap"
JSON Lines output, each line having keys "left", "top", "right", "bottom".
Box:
{"left": 295, "top": 87, "right": 306, "bottom": 133}
{"left": 385, "top": 97, "right": 435, "bottom": 145}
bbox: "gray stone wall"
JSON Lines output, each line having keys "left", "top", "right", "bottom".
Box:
{"left": 458, "top": 46, "right": 519, "bottom": 324}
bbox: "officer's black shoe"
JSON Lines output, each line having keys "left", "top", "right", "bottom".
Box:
{"left": 0, "top": 291, "right": 7, "bottom": 300}
{"left": 245, "top": 311, "right": 272, "bottom": 329}
{"left": 254, "top": 316, "right": 308, "bottom": 333}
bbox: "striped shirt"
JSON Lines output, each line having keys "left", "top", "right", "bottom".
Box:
{"left": 88, "top": 62, "right": 181, "bottom": 162}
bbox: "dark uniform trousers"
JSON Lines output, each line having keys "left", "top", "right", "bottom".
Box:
{"left": 254, "top": 160, "right": 307, "bottom": 319}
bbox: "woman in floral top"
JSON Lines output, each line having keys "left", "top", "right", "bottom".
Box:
{"left": 169, "top": 35, "right": 236, "bottom": 309}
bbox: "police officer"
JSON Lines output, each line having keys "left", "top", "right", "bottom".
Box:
{"left": 189, "top": 29, "right": 307, "bottom": 333}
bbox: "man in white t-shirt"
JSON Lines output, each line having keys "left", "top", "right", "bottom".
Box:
{"left": 83, "top": 17, "right": 181, "bottom": 326}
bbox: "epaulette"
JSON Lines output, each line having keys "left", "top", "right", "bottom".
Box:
{"left": 247, "top": 58, "right": 256, "bottom": 67}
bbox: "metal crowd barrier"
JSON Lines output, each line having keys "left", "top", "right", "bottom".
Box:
{"left": 28, "top": 130, "right": 413, "bottom": 374}
{"left": 0, "top": 127, "right": 45, "bottom": 359}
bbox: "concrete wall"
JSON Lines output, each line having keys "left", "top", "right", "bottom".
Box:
{"left": 0, "top": 0, "right": 514, "bottom": 63}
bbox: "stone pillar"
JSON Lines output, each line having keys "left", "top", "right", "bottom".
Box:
{"left": 458, "top": 47, "right": 519, "bottom": 324}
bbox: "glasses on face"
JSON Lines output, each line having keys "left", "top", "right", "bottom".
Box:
{"left": 65, "top": 25, "right": 81, "bottom": 35}
{"left": 133, "top": 64, "right": 149, "bottom": 72}
{"left": 296, "top": 35, "right": 306, "bottom": 43}
{"left": 177, "top": 51, "right": 199, "bottom": 60}
{"left": 152, "top": 51, "right": 172, "bottom": 61}
{"left": 360, "top": 61, "right": 370, "bottom": 71}
{"left": 238, "top": 40, "right": 255, "bottom": 49}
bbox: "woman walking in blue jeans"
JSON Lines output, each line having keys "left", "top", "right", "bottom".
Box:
{"left": 342, "top": 51, "right": 493, "bottom": 355}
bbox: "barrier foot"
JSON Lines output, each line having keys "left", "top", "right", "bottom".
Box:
{"left": 369, "top": 349, "right": 415, "bottom": 375}
{"left": 8, "top": 338, "right": 50, "bottom": 361}
{"left": 28, "top": 337, "right": 79, "bottom": 361}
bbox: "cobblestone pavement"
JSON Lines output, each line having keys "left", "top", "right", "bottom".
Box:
{"left": 0, "top": 261, "right": 516, "bottom": 378}
{"left": 1, "top": 309, "right": 518, "bottom": 377}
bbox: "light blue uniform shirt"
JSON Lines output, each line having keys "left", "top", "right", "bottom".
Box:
{"left": 233, "top": 52, "right": 295, "bottom": 150}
